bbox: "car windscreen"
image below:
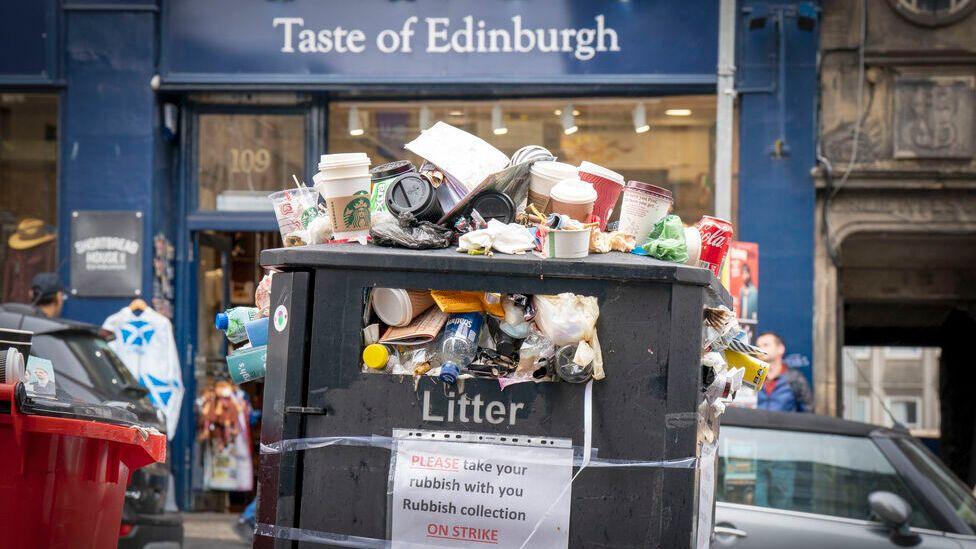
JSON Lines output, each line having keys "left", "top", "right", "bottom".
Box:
{"left": 895, "top": 437, "right": 976, "bottom": 533}
{"left": 29, "top": 331, "right": 140, "bottom": 402}
{"left": 716, "top": 425, "right": 935, "bottom": 529}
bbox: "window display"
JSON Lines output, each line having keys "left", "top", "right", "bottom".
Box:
{"left": 0, "top": 94, "right": 58, "bottom": 303}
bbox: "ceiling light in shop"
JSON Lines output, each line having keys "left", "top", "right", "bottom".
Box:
{"left": 348, "top": 106, "right": 364, "bottom": 136}
{"left": 449, "top": 110, "right": 464, "bottom": 116}
{"left": 419, "top": 106, "right": 432, "bottom": 131}
{"left": 665, "top": 109, "right": 692, "bottom": 117}
{"left": 633, "top": 103, "right": 650, "bottom": 134}
{"left": 553, "top": 109, "right": 579, "bottom": 116}
{"left": 562, "top": 104, "right": 578, "bottom": 135}
{"left": 492, "top": 104, "right": 508, "bottom": 135}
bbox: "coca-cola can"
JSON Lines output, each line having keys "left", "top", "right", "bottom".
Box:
{"left": 694, "top": 215, "right": 733, "bottom": 276}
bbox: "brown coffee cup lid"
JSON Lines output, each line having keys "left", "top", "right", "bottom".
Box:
{"left": 626, "top": 180, "right": 673, "bottom": 200}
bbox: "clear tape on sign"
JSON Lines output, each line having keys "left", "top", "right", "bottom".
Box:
{"left": 260, "top": 433, "right": 694, "bottom": 469}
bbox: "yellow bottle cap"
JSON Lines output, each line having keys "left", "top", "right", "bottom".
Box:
{"left": 363, "top": 344, "right": 390, "bottom": 370}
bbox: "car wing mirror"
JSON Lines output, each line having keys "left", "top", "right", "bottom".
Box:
{"left": 868, "top": 491, "right": 916, "bottom": 541}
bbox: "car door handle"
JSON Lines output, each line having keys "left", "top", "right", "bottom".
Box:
{"left": 714, "top": 526, "right": 748, "bottom": 538}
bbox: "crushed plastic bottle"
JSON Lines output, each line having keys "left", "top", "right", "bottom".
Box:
{"left": 438, "top": 313, "right": 484, "bottom": 384}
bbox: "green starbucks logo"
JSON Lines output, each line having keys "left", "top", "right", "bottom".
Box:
{"left": 343, "top": 190, "right": 370, "bottom": 230}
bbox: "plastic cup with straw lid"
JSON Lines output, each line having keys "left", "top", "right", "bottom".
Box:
{"left": 312, "top": 153, "right": 372, "bottom": 242}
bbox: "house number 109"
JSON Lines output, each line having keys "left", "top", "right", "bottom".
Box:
{"left": 230, "top": 148, "right": 271, "bottom": 174}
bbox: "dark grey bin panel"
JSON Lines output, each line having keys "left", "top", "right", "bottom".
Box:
{"left": 258, "top": 244, "right": 728, "bottom": 548}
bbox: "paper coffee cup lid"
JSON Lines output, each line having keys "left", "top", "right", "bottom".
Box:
{"left": 626, "top": 180, "right": 673, "bottom": 200}
{"left": 579, "top": 161, "right": 624, "bottom": 185}
{"left": 318, "top": 152, "right": 370, "bottom": 171}
{"left": 549, "top": 178, "right": 597, "bottom": 205}
{"left": 531, "top": 161, "right": 578, "bottom": 181}
{"left": 372, "top": 288, "right": 412, "bottom": 327}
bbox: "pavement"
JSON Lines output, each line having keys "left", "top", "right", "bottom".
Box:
{"left": 182, "top": 512, "right": 250, "bottom": 548}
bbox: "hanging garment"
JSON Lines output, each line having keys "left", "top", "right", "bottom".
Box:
{"left": 102, "top": 306, "right": 185, "bottom": 438}
{"left": 198, "top": 382, "right": 253, "bottom": 491}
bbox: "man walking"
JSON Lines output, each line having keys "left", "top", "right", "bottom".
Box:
{"left": 756, "top": 331, "right": 812, "bottom": 412}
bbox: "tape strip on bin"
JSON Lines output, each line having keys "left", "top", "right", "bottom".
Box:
{"left": 257, "top": 381, "right": 700, "bottom": 547}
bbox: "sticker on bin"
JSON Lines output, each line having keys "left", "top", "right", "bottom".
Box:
{"left": 390, "top": 429, "right": 572, "bottom": 549}
{"left": 273, "top": 305, "right": 288, "bottom": 332}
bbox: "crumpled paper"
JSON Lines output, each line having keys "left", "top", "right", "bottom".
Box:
{"left": 590, "top": 230, "right": 636, "bottom": 254}
{"left": 457, "top": 219, "right": 535, "bottom": 255}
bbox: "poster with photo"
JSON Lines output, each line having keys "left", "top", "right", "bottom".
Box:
{"left": 728, "top": 242, "right": 759, "bottom": 344}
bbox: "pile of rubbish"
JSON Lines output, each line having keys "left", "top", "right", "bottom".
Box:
{"left": 362, "top": 289, "right": 602, "bottom": 388}
{"left": 215, "top": 272, "right": 274, "bottom": 384}
{"left": 699, "top": 305, "right": 770, "bottom": 422}
{"left": 268, "top": 121, "right": 730, "bottom": 271}
{"left": 230, "top": 120, "right": 741, "bottom": 392}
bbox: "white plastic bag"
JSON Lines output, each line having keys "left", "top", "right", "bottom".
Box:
{"left": 533, "top": 293, "right": 600, "bottom": 347}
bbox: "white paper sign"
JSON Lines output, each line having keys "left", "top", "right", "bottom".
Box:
{"left": 391, "top": 430, "right": 572, "bottom": 549}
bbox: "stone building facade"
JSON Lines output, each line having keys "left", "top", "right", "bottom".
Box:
{"left": 816, "top": 0, "right": 976, "bottom": 483}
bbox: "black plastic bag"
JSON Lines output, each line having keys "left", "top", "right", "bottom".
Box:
{"left": 370, "top": 211, "right": 453, "bottom": 249}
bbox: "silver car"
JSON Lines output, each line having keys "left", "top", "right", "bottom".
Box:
{"left": 714, "top": 407, "right": 976, "bottom": 548}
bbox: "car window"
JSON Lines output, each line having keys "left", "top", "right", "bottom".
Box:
{"left": 717, "top": 426, "right": 935, "bottom": 529}
{"left": 29, "top": 332, "right": 139, "bottom": 401}
{"left": 895, "top": 437, "right": 976, "bottom": 532}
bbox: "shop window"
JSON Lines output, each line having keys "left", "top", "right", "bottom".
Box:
{"left": 327, "top": 96, "right": 723, "bottom": 224}
{"left": 0, "top": 94, "right": 58, "bottom": 304}
{"left": 196, "top": 113, "right": 305, "bottom": 211}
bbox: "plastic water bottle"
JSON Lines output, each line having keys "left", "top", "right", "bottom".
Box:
{"left": 439, "top": 313, "right": 484, "bottom": 384}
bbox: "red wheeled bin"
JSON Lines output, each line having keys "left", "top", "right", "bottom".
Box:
{"left": 0, "top": 383, "right": 167, "bottom": 549}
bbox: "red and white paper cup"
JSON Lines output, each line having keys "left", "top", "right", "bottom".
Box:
{"left": 578, "top": 161, "right": 624, "bottom": 230}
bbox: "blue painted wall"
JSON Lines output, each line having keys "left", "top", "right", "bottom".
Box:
{"left": 736, "top": 0, "right": 818, "bottom": 378}
{"left": 59, "top": 8, "right": 158, "bottom": 325}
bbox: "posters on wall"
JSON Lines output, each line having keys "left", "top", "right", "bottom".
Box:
{"left": 726, "top": 242, "right": 758, "bottom": 344}
{"left": 70, "top": 211, "right": 143, "bottom": 297}
{"left": 390, "top": 430, "right": 572, "bottom": 548}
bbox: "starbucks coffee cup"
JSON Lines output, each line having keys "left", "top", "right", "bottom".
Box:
{"left": 372, "top": 288, "right": 435, "bottom": 327}
{"left": 528, "top": 161, "right": 577, "bottom": 213}
{"left": 313, "top": 153, "right": 372, "bottom": 240}
{"left": 546, "top": 178, "right": 597, "bottom": 223}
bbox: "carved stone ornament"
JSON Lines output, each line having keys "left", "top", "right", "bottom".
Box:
{"left": 893, "top": 76, "right": 974, "bottom": 159}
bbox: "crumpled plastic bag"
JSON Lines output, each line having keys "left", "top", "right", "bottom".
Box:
{"left": 457, "top": 219, "right": 535, "bottom": 255}
{"left": 632, "top": 214, "right": 688, "bottom": 263}
{"left": 370, "top": 211, "right": 453, "bottom": 250}
{"left": 533, "top": 293, "right": 600, "bottom": 347}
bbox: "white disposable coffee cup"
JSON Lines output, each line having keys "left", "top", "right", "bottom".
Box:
{"left": 618, "top": 181, "right": 674, "bottom": 240}
{"left": 684, "top": 225, "right": 702, "bottom": 266}
{"left": 371, "top": 288, "right": 435, "bottom": 327}
{"left": 313, "top": 153, "right": 372, "bottom": 240}
{"left": 529, "top": 161, "right": 577, "bottom": 212}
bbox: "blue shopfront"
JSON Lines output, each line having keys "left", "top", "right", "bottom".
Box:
{"left": 0, "top": 0, "right": 817, "bottom": 510}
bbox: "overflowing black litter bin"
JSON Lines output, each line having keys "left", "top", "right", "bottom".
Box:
{"left": 256, "top": 245, "right": 728, "bottom": 548}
